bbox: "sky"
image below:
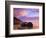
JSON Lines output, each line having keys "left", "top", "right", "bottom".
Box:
{"left": 14, "top": 8, "right": 39, "bottom": 22}
{"left": 14, "top": 8, "right": 39, "bottom": 17}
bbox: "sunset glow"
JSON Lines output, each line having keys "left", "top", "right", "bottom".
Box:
{"left": 14, "top": 8, "right": 39, "bottom": 29}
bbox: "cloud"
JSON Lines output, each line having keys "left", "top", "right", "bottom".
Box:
{"left": 19, "top": 10, "right": 28, "bottom": 16}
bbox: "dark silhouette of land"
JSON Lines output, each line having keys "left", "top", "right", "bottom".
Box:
{"left": 14, "top": 17, "right": 33, "bottom": 29}
{"left": 21, "top": 22, "right": 33, "bottom": 29}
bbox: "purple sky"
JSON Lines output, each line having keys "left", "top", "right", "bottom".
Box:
{"left": 14, "top": 8, "right": 39, "bottom": 22}
{"left": 14, "top": 8, "right": 39, "bottom": 17}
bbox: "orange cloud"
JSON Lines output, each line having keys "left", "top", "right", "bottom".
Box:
{"left": 18, "top": 10, "right": 28, "bottom": 16}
